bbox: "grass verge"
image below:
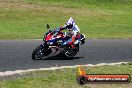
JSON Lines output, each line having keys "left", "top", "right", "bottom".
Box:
{"left": 0, "top": 0, "right": 132, "bottom": 39}
{"left": 0, "top": 62, "right": 132, "bottom": 88}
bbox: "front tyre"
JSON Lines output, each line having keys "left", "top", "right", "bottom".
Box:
{"left": 32, "top": 45, "right": 43, "bottom": 60}
{"left": 32, "top": 45, "right": 51, "bottom": 60}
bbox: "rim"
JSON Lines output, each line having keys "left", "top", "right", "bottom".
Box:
{"left": 65, "top": 49, "right": 78, "bottom": 57}
{"left": 34, "top": 50, "right": 45, "bottom": 60}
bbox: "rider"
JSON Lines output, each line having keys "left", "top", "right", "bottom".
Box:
{"left": 57, "top": 17, "right": 80, "bottom": 48}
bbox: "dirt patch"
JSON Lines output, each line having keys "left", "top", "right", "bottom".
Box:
{"left": 0, "top": 1, "right": 42, "bottom": 10}
{"left": 0, "top": 1, "right": 106, "bottom": 17}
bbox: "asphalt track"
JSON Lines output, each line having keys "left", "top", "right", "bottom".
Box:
{"left": 0, "top": 39, "right": 132, "bottom": 72}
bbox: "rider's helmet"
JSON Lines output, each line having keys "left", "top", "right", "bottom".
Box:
{"left": 66, "top": 17, "right": 75, "bottom": 30}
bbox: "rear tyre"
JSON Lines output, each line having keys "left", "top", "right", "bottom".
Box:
{"left": 64, "top": 44, "right": 79, "bottom": 58}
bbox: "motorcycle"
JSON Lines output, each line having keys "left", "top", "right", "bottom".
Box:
{"left": 32, "top": 24, "right": 85, "bottom": 60}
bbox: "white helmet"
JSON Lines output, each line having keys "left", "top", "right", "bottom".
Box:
{"left": 66, "top": 17, "right": 75, "bottom": 29}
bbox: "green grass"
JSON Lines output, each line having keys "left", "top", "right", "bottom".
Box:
{"left": 0, "top": 0, "right": 132, "bottom": 39}
{"left": 0, "top": 63, "right": 132, "bottom": 88}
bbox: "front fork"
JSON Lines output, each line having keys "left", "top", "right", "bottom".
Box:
{"left": 40, "top": 41, "right": 49, "bottom": 49}
{"left": 40, "top": 42, "right": 52, "bottom": 56}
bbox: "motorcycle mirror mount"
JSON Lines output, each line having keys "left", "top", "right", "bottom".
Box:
{"left": 47, "top": 24, "right": 50, "bottom": 29}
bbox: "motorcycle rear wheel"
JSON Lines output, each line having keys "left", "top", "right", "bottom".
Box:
{"left": 64, "top": 44, "right": 79, "bottom": 58}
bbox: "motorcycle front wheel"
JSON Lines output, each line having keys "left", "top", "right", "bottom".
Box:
{"left": 32, "top": 45, "right": 51, "bottom": 60}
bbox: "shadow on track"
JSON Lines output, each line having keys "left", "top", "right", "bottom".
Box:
{"left": 32, "top": 53, "right": 84, "bottom": 60}
{"left": 32, "top": 52, "right": 84, "bottom": 60}
{"left": 45, "top": 56, "right": 84, "bottom": 60}
{"left": 33, "top": 56, "right": 84, "bottom": 60}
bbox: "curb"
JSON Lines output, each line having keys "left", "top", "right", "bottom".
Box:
{"left": 0, "top": 62, "right": 128, "bottom": 77}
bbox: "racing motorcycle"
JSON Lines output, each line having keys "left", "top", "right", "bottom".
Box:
{"left": 32, "top": 24, "right": 85, "bottom": 60}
